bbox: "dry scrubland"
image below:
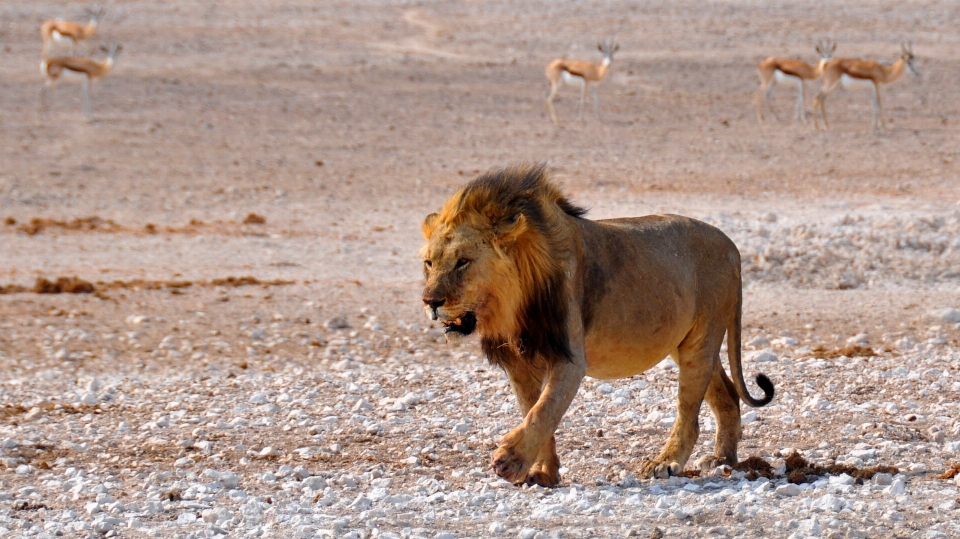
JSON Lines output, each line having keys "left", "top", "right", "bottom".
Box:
{"left": 2, "top": 1, "right": 960, "bottom": 538}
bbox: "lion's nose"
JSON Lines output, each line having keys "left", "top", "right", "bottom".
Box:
{"left": 423, "top": 297, "right": 445, "bottom": 310}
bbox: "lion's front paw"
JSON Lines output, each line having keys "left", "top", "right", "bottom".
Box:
{"left": 524, "top": 463, "right": 561, "bottom": 488}
{"left": 640, "top": 459, "right": 682, "bottom": 479}
{"left": 491, "top": 445, "right": 531, "bottom": 483}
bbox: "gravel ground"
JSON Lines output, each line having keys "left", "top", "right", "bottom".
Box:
{"left": 1, "top": 287, "right": 960, "bottom": 538}
{"left": 4, "top": 0, "right": 960, "bottom": 537}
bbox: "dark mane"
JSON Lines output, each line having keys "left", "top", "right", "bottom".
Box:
{"left": 458, "top": 163, "right": 585, "bottom": 367}
{"left": 459, "top": 163, "right": 588, "bottom": 221}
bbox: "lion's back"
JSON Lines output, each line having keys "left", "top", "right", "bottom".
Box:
{"left": 579, "top": 214, "right": 741, "bottom": 323}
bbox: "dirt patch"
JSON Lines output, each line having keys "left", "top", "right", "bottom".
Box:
{"left": 208, "top": 276, "right": 291, "bottom": 287}
{"left": 16, "top": 217, "right": 121, "bottom": 236}
{"left": 811, "top": 345, "right": 877, "bottom": 359}
{"left": 0, "top": 276, "right": 295, "bottom": 295}
{"left": 784, "top": 451, "right": 898, "bottom": 484}
{"left": 34, "top": 276, "right": 96, "bottom": 294}
{"left": 735, "top": 456, "right": 775, "bottom": 480}
{"left": 7, "top": 216, "right": 279, "bottom": 236}
{"left": 936, "top": 464, "right": 960, "bottom": 480}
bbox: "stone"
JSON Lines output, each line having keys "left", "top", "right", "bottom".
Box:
{"left": 883, "top": 478, "right": 906, "bottom": 495}
{"left": 828, "top": 474, "right": 856, "bottom": 486}
{"left": 302, "top": 476, "right": 328, "bottom": 491}
{"left": 325, "top": 316, "right": 350, "bottom": 329}
{"left": 872, "top": 473, "right": 893, "bottom": 486}
{"left": 928, "top": 308, "right": 960, "bottom": 323}
{"left": 776, "top": 484, "right": 801, "bottom": 496}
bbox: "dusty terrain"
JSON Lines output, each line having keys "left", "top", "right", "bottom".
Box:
{"left": 2, "top": 1, "right": 960, "bottom": 537}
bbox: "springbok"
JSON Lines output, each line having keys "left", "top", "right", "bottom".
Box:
{"left": 813, "top": 43, "right": 919, "bottom": 131}
{"left": 40, "top": 7, "right": 106, "bottom": 58}
{"left": 756, "top": 39, "right": 836, "bottom": 123}
{"left": 40, "top": 44, "right": 123, "bottom": 122}
{"left": 544, "top": 41, "right": 619, "bottom": 125}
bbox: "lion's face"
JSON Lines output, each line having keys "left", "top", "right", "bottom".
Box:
{"left": 420, "top": 223, "right": 492, "bottom": 336}
{"left": 420, "top": 211, "right": 526, "bottom": 338}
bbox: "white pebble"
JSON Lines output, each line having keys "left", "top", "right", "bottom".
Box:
{"left": 776, "top": 484, "right": 801, "bottom": 496}
{"left": 884, "top": 478, "right": 906, "bottom": 495}
{"left": 519, "top": 528, "right": 539, "bottom": 539}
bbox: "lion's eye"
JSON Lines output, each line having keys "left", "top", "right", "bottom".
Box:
{"left": 455, "top": 258, "right": 471, "bottom": 270}
{"left": 424, "top": 260, "right": 433, "bottom": 269}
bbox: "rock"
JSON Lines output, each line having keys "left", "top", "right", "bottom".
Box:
{"left": 218, "top": 471, "right": 240, "bottom": 490}
{"left": 302, "top": 476, "right": 327, "bottom": 491}
{"left": 928, "top": 308, "right": 960, "bottom": 323}
{"left": 258, "top": 447, "right": 280, "bottom": 458}
{"left": 325, "top": 316, "right": 350, "bottom": 330}
{"left": 937, "top": 500, "right": 957, "bottom": 512}
{"left": 813, "top": 494, "right": 843, "bottom": 512}
{"left": 352, "top": 399, "right": 373, "bottom": 412}
{"left": 883, "top": 478, "right": 906, "bottom": 495}
{"left": 776, "top": 484, "right": 801, "bottom": 497}
{"left": 489, "top": 522, "right": 506, "bottom": 534}
{"left": 519, "top": 528, "right": 539, "bottom": 539}
{"left": 872, "top": 473, "right": 893, "bottom": 485}
{"left": 828, "top": 474, "right": 856, "bottom": 486}
{"left": 847, "top": 333, "right": 869, "bottom": 346}
{"left": 799, "top": 517, "right": 822, "bottom": 534}
{"left": 750, "top": 350, "right": 778, "bottom": 363}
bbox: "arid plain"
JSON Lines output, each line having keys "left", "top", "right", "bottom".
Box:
{"left": 2, "top": 1, "right": 960, "bottom": 537}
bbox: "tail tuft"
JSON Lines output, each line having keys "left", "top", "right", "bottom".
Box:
{"left": 753, "top": 373, "right": 775, "bottom": 407}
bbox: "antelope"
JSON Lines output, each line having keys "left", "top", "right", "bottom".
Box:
{"left": 813, "top": 43, "right": 920, "bottom": 131}
{"left": 40, "top": 44, "right": 122, "bottom": 121}
{"left": 544, "top": 41, "right": 619, "bottom": 125}
{"left": 40, "top": 7, "right": 105, "bottom": 58}
{"left": 756, "top": 39, "right": 836, "bottom": 123}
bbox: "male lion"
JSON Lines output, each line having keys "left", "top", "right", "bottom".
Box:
{"left": 420, "top": 164, "right": 774, "bottom": 487}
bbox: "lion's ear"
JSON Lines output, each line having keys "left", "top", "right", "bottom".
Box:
{"left": 494, "top": 213, "right": 527, "bottom": 251}
{"left": 421, "top": 213, "right": 439, "bottom": 239}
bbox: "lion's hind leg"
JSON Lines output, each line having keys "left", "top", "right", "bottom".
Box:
{"left": 694, "top": 364, "right": 742, "bottom": 472}
{"left": 640, "top": 346, "right": 717, "bottom": 479}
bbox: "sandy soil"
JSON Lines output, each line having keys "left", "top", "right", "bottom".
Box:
{"left": 2, "top": 1, "right": 960, "bottom": 537}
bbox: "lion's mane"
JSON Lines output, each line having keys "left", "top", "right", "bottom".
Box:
{"left": 433, "top": 164, "right": 587, "bottom": 367}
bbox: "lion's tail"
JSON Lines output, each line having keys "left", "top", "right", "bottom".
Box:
{"left": 727, "top": 276, "right": 775, "bottom": 408}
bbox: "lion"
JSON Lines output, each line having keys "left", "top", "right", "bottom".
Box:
{"left": 419, "top": 164, "right": 774, "bottom": 487}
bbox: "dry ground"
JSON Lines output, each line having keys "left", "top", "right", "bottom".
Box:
{"left": 2, "top": 1, "right": 960, "bottom": 537}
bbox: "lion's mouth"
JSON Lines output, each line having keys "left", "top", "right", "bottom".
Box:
{"left": 442, "top": 312, "right": 477, "bottom": 336}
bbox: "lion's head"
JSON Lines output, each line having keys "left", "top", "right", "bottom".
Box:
{"left": 420, "top": 164, "right": 587, "bottom": 361}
